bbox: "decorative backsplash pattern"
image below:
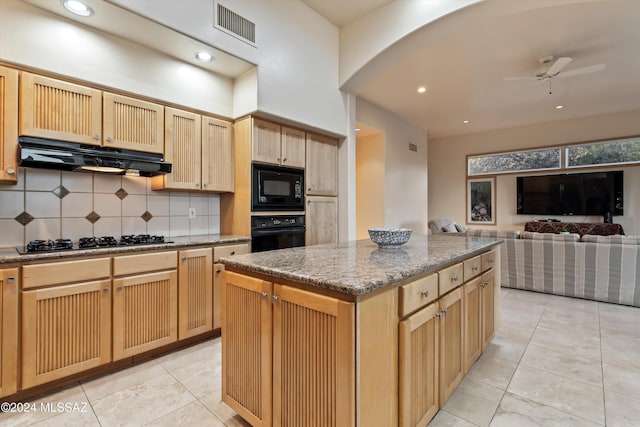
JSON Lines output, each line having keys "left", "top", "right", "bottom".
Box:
{"left": 0, "top": 168, "right": 221, "bottom": 248}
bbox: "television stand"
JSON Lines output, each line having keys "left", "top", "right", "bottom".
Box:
{"left": 524, "top": 221, "right": 624, "bottom": 237}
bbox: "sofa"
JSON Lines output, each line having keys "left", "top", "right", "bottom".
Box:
{"left": 464, "top": 229, "right": 640, "bottom": 307}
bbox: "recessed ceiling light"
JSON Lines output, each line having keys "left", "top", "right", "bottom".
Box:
{"left": 462, "top": 120, "right": 470, "bottom": 124}
{"left": 62, "top": 0, "right": 94, "bottom": 17}
{"left": 355, "top": 128, "right": 361, "bottom": 132}
{"left": 555, "top": 105, "right": 564, "bottom": 109}
{"left": 417, "top": 86, "right": 427, "bottom": 94}
{"left": 195, "top": 51, "right": 214, "bottom": 63}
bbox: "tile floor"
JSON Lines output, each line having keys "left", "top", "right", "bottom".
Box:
{"left": 2, "top": 288, "right": 640, "bottom": 426}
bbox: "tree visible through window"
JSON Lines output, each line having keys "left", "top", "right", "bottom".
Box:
{"left": 566, "top": 137, "right": 640, "bottom": 167}
{"left": 468, "top": 148, "right": 561, "bottom": 176}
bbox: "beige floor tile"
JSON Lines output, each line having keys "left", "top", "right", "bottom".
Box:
{"left": 465, "top": 354, "right": 518, "bottom": 390}
{"left": 491, "top": 392, "right": 603, "bottom": 427}
{"left": 442, "top": 377, "right": 504, "bottom": 427}
{"left": 427, "top": 410, "right": 477, "bottom": 426}
{"left": 604, "top": 389, "right": 640, "bottom": 427}
{"left": 90, "top": 372, "right": 196, "bottom": 426}
{"left": 520, "top": 342, "right": 603, "bottom": 387}
{"left": 507, "top": 365, "right": 605, "bottom": 424}
{"left": 603, "top": 363, "right": 640, "bottom": 399}
{"left": 81, "top": 360, "right": 165, "bottom": 401}
{"left": 528, "top": 328, "right": 601, "bottom": 361}
{"left": 0, "top": 385, "right": 89, "bottom": 427}
{"left": 146, "top": 401, "right": 225, "bottom": 426}
{"left": 601, "top": 334, "right": 640, "bottom": 370}
{"left": 480, "top": 334, "right": 528, "bottom": 363}
{"left": 199, "top": 390, "right": 252, "bottom": 427}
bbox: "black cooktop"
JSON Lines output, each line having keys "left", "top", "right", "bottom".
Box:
{"left": 17, "top": 234, "right": 168, "bottom": 254}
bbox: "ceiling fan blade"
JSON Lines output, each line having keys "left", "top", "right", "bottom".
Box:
{"left": 546, "top": 57, "right": 572, "bottom": 76}
{"left": 504, "top": 76, "right": 537, "bottom": 81}
{"left": 556, "top": 63, "right": 606, "bottom": 78}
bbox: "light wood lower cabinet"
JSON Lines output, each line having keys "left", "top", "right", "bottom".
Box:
{"left": 306, "top": 195, "right": 338, "bottom": 245}
{"left": 222, "top": 270, "right": 355, "bottom": 427}
{"left": 213, "top": 263, "right": 225, "bottom": 330}
{"left": 463, "top": 276, "right": 482, "bottom": 374}
{"left": 439, "top": 287, "right": 464, "bottom": 405}
{"left": 112, "top": 270, "right": 178, "bottom": 360}
{"left": 0, "top": 268, "right": 18, "bottom": 398}
{"left": 22, "top": 280, "right": 112, "bottom": 388}
{"left": 178, "top": 248, "right": 213, "bottom": 339}
{"left": 481, "top": 270, "right": 496, "bottom": 351}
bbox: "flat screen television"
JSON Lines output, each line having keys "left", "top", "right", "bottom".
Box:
{"left": 517, "top": 171, "right": 623, "bottom": 216}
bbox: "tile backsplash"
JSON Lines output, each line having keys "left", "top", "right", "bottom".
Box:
{"left": 0, "top": 168, "right": 221, "bottom": 248}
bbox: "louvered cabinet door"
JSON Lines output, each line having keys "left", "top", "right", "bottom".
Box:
{"left": 439, "top": 287, "right": 464, "bottom": 406}
{"left": 272, "top": 284, "right": 355, "bottom": 427}
{"left": 463, "top": 277, "right": 482, "bottom": 374}
{"left": 103, "top": 92, "right": 164, "bottom": 154}
{"left": 0, "top": 66, "right": 18, "bottom": 183}
{"left": 252, "top": 118, "right": 281, "bottom": 165}
{"left": 399, "top": 302, "right": 439, "bottom": 427}
{"left": 22, "top": 280, "right": 111, "bottom": 388}
{"left": 19, "top": 72, "right": 102, "bottom": 145}
{"left": 0, "top": 268, "right": 18, "bottom": 398}
{"left": 178, "top": 248, "right": 213, "bottom": 339}
{"left": 202, "top": 116, "right": 234, "bottom": 192}
{"left": 222, "top": 271, "right": 272, "bottom": 427}
{"left": 112, "top": 271, "right": 178, "bottom": 360}
{"left": 153, "top": 107, "right": 202, "bottom": 190}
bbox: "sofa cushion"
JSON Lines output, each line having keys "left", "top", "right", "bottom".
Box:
{"left": 455, "top": 223, "right": 467, "bottom": 233}
{"left": 581, "top": 234, "right": 640, "bottom": 245}
{"left": 465, "top": 229, "right": 521, "bottom": 239}
{"left": 521, "top": 231, "right": 580, "bottom": 242}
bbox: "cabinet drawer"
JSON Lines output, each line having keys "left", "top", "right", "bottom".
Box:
{"left": 481, "top": 250, "right": 497, "bottom": 272}
{"left": 113, "top": 251, "right": 177, "bottom": 276}
{"left": 438, "top": 262, "right": 463, "bottom": 296}
{"left": 399, "top": 273, "right": 438, "bottom": 317}
{"left": 214, "top": 243, "right": 250, "bottom": 261}
{"left": 463, "top": 255, "right": 482, "bottom": 281}
{"left": 23, "top": 258, "right": 111, "bottom": 289}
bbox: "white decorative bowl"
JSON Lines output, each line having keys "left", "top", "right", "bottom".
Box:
{"left": 368, "top": 228, "right": 412, "bottom": 248}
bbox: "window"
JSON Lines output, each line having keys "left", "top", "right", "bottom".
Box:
{"left": 566, "top": 137, "right": 640, "bottom": 168}
{"left": 467, "top": 147, "right": 561, "bottom": 176}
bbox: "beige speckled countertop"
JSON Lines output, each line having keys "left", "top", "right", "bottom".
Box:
{"left": 0, "top": 234, "right": 250, "bottom": 264}
{"left": 220, "top": 234, "right": 501, "bottom": 296}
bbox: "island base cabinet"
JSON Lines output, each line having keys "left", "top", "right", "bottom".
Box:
{"left": 112, "top": 271, "right": 178, "bottom": 360}
{"left": 481, "top": 271, "right": 496, "bottom": 351}
{"left": 222, "top": 271, "right": 355, "bottom": 427}
{"left": 0, "top": 268, "right": 18, "bottom": 398}
{"left": 463, "top": 277, "right": 483, "bottom": 374}
{"left": 22, "top": 280, "right": 112, "bottom": 389}
{"left": 399, "top": 302, "right": 440, "bottom": 427}
{"left": 439, "top": 287, "right": 464, "bottom": 406}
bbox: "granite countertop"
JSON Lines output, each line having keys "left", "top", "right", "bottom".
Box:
{"left": 0, "top": 234, "right": 250, "bottom": 264}
{"left": 220, "top": 234, "right": 501, "bottom": 296}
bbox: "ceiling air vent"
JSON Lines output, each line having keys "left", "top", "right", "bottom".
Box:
{"left": 215, "top": 2, "right": 256, "bottom": 46}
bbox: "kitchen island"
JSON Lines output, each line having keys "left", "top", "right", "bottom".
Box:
{"left": 220, "top": 234, "right": 501, "bottom": 427}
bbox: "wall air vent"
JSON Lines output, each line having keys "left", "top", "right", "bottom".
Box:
{"left": 215, "top": 2, "right": 256, "bottom": 46}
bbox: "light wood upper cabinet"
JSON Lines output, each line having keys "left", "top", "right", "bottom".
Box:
{"left": 22, "top": 279, "right": 112, "bottom": 389}
{"left": 0, "top": 66, "right": 18, "bottom": 184}
{"left": 178, "top": 248, "right": 213, "bottom": 339}
{"left": 280, "top": 126, "right": 306, "bottom": 168}
{"left": 306, "top": 195, "right": 338, "bottom": 246}
{"left": 153, "top": 107, "right": 202, "bottom": 190}
{"left": 306, "top": 132, "right": 338, "bottom": 196}
{"left": 0, "top": 268, "right": 18, "bottom": 398}
{"left": 252, "top": 118, "right": 306, "bottom": 168}
{"left": 19, "top": 72, "right": 102, "bottom": 145}
{"left": 103, "top": 92, "right": 164, "bottom": 154}
{"left": 202, "top": 116, "right": 234, "bottom": 192}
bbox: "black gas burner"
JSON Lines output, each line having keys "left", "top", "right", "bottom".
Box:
{"left": 119, "top": 234, "right": 164, "bottom": 245}
{"left": 26, "top": 239, "right": 73, "bottom": 253}
{"left": 20, "top": 235, "right": 168, "bottom": 254}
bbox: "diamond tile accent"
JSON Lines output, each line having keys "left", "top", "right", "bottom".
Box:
{"left": 14, "top": 211, "right": 34, "bottom": 226}
{"left": 115, "top": 188, "right": 129, "bottom": 200}
{"left": 52, "top": 185, "right": 70, "bottom": 199}
{"left": 86, "top": 211, "right": 101, "bottom": 224}
{"left": 141, "top": 211, "right": 153, "bottom": 222}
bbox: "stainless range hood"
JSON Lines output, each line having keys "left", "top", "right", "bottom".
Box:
{"left": 19, "top": 136, "right": 172, "bottom": 177}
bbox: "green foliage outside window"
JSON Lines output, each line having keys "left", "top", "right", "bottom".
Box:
{"left": 566, "top": 138, "right": 640, "bottom": 167}
{"left": 468, "top": 148, "right": 561, "bottom": 175}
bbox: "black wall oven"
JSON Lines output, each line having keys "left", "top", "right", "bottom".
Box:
{"left": 251, "top": 215, "right": 305, "bottom": 252}
{"left": 252, "top": 163, "right": 304, "bottom": 211}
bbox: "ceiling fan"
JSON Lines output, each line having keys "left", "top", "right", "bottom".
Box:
{"left": 505, "top": 56, "right": 606, "bottom": 94}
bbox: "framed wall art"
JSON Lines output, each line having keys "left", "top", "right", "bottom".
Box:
{"left": 466, "top": 177, "right": 496, "bottom": 225}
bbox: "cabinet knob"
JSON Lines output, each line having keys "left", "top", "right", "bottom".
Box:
{"left": 7, "top": 168, "right": 15, "bottom": 175}
{"left": 308, "top": 188, "right": 312, "bottom": 192}
{"left": 117, "top": 286, "right": 123, "bottom": 291}
{"left": 421, "top": 290, "right": 430, "bottom": 298}
{"left": 182, "top": 256, "right": 187, "bottom": 261}
{"left": 480, "top": 282, "right": 488, "bottom": 288}
{"left": 277, "top": 158, "right": 281, "bottom": 162}
{"left": 216, "top": 269, "right": 222, "bottom": 273}
{"left": 451, "top": 276, "right": 458, "bottom": 282}
{"left": 443, "top": 308, "right": 448, "bottom": 314}
{"left": 472, "top": 266, "right": 479, "bottom": 272}
{"left": 204, "top": 183, "right": 208, "bottom": 187}
{"left": 94, "top": 134, "right": 100, "bottom": 140}
{"left": 488, "top": 259, "right": 494, "bottom": 264}
{"left": 103, "top": 287, "right": 110, "bottom": 293}
{"left": 106, "top": 136, "right": 113, "bottom": 143}
{"left": 6, "top": 276, "right": 15, "bottom": 284}
{"left": 230, "top": 251, "right": 236, "bottom": 255}
{"left": 272, "top": 295, "right": 279, "bottom": 303}
{"left": 260, "top": 292, "right": 267, "bottom": 299}
{"left": 282, "top": 157, "right": 287, "bottom": 162}
{"left": 435, "top": 312, "right": 443, "bottom": 318}
{"left": 195, "top": 183, "right": 200, "bottom": 186}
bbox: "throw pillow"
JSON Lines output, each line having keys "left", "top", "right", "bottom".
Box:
{"left": 442, "top": 223, "right": 458, "bottom": 233}
{"left": 455, "top": 224, "right": 467, "bottom": 233}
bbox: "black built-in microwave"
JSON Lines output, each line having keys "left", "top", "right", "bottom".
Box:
{"left": 252, "top": 163, "right": 304, "bottom": 211}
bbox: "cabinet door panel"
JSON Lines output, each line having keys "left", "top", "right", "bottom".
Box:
{"left": 463, "top": 277, "right": 482, "bottom": 374}
{"left": 273, "top": 284, "right": 355, "bottom": 427}
{"left": 103, "top": 92, "right": 164, "bottom": 153}
{"left": 399, "top": 302, "right": 439, "bottom": 427}
{"left": 0, "top": 66, "right": 18, "bottom": 183}
{"left": 202, "top": 116, "right": 234, "bottom": 192}
{"left": 222, "top": 271, "right": 272, "bottom": 427}
{"left": 252, "top": 118, "right": 281, "bottom": 165}
{"left": 280, "top": 126, "right": 305, "bottom": 168}
{"left": 306, "top": 196, "right": 338, "bottom": 246}
{"left": 306, "top": 133, "right": 338, "bottom": 196}
{"left": 178, "top": 248, "right": 213, "bottom": 339}
{"left": 22, "top": 280, "right": 111, "bottom": 388}
{"left": 213, "top": 263, "right": 225, "bottom": 330}
{"left": 0, "top": 268, "right": 18, "bottom": 397}
{"left": 481, "top": 271, "right": 496, "bottom": 351}
{"left": 439, "top": 287, "right": 464, "bottom": 406}
{"left": 112, "top": 271, "right": 177, "bottom": 360}
{"left": 19, "top": 72, "right": 102, "bottom": 145}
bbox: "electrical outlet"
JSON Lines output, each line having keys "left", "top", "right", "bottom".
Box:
{"left": 188, "top": 208, "right": 196, "bottom": 219}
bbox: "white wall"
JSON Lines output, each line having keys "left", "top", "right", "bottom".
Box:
{"left": 356, "top": 132, "right": 385, "bottom": 239}
{"left": 429, "top": 109, "right": 640, "bottom": 235}
{"left": 356, "top": 98, "right": 428, "bottom": 233}
{"left": 0, "top": 0, "right": 235, "bottom": 117}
